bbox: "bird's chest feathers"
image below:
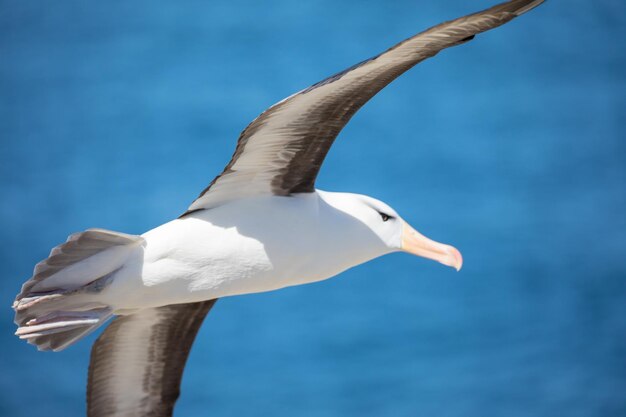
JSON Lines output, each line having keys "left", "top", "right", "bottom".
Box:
{"left": 144, "top": 196, "right": 376, "bottom": 299}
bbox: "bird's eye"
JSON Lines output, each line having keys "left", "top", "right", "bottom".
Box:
{"left": 379, "top": 212, "right": 391, "bottom": 222}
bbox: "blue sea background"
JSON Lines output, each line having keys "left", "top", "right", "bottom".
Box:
{"left": 1, "top": 1, "right": 625, "bottom": 416}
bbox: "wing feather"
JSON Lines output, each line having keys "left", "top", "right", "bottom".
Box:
{"left": 87, "top": 300, "right": 217, "bottom": 417}
{"left": 186, "top": 0, "right": 544, "bottom": 213}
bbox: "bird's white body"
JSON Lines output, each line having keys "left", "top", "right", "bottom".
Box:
{"left": 103, "top": 191, "right": 396, "bottom": 312}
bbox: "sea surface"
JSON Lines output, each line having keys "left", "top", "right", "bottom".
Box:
{"left": 1, "top": 1, "right": 625, "bottom": 416}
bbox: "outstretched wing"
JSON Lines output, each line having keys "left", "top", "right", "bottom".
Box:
{"left": 186, "top": 0, "right": 544, "bottom": 213}
{"left": 87, "top": 300, "right": 218, "bottom": 417}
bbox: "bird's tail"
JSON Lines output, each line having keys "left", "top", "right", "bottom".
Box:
{"left": 13, "top": 228, "right": 144, "bottom": 351}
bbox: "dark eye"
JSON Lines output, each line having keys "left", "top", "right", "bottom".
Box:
{"left": 379, "top": 212, "right": 391, "bottom": 222}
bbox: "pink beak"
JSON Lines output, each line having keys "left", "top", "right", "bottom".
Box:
{"left": 401, "top": 222, "right": 463, "bottom": 271}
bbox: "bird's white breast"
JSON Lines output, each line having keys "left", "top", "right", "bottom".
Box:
{"left": 107, "top": 192, "right": 384, "bottom": 310}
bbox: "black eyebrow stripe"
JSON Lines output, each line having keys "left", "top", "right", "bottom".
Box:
{"left": 376, "top": 210, "right": 395, "bottom": 219}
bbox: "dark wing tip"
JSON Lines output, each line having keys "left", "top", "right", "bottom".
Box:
{"left": 515, "top": 0, "right": 546, "bottom": 16}
{"left": 494, "top": 0, "right": 546, "bottom": 16}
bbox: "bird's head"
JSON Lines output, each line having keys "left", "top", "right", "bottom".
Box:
{"left": 321, "top": 192, "right": 462, "bottom": 271}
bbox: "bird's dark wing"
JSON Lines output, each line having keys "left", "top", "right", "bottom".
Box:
{"left": 185, "top": 0, "right": 544, "bottom": 213}
{"left": 87, "top": 299, "right": 218, "bottom": 417}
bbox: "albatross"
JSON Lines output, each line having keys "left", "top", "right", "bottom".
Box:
{"left": 13, "top": 1, "right": 544, "bottom": 415}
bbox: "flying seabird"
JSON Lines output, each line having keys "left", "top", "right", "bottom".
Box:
{"left": 13, "top": 1, "right": 544, "bottom": 416}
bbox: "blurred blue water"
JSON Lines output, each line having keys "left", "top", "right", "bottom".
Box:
{"left": 1, "top": 1, "right": 625, "bottom": 416}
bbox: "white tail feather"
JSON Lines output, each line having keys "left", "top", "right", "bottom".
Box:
{"left": 13, "top": 228, "right": 144, "bottom": 351}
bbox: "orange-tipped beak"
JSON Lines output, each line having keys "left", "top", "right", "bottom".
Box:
{"left": 401, "top": 222, "right": 463, "bottom": 271}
